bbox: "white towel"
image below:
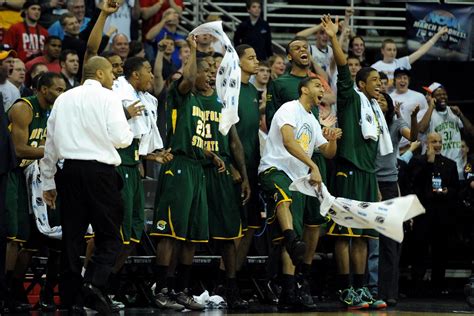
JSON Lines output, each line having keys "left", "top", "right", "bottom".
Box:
{"left": 289, "top": 176, "right": 425, "bottom": 242}
{"left": 190, "top": 21, "right": 241, "bottom": 136}
{"left": 112, "top": 77, "right": 163, "bottom": 154}
{"left": 24, "top": 161, "right": 62, "bottom": 239}
{"left": 355, "top": 88, "right": 393, "bottom": 156}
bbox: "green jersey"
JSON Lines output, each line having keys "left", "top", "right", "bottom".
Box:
{"left": 266, "top": 73, "right": 307, "bottom": 128}
{"left": 166, "top": 81, "right": 206, "bottom": 161}
{"left": 8, "top": 96, "right": 49, "bottom": 168}
{"left": 197, "top": 91, "right": 231, "bottom": 164}
{"left": 236, "top": 83, "right": 260, "bottom": 170}
{"left": 118, "top": 138, "right": 140, "bottom": 166}
{"left": 336, "top": 65, "right": 378, "bottom": 173}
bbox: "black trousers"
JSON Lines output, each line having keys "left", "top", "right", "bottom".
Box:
{"left": 377, "top": 181, "right": 401, "bottom": 300}
{"left": 0, "top": 173, "right": 7, "bottom": 300}
{"left": 57, "top": 160, "right": 123, "bottom": 307}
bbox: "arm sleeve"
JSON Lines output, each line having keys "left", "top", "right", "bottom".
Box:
{"left": 265, "top": 80, "right": 277, "bottom": 129}
{"left": 336, "top": 64, "right": 356, "bottom": 105}
{"left": 39, "top": 107, "right": 59, "bottom": 191}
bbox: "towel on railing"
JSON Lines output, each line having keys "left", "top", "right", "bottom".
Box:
{"left": 355, "top": 88, "right": 393, "bottom": 156}
{"left": 190, "top": 21, "right": 241, "bottom": 136}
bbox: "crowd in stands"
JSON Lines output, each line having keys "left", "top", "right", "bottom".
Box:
{"left": 0, "top": 0, "right": 473, "bottom": 313}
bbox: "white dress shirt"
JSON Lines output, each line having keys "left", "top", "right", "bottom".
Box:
{"left": 40, "top": 79, "right": 133, "bottom": 190}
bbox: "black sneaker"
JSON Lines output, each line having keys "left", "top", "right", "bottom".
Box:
{"left": 175, "top": 289, "right": 205, "bottom": 311}
{"left": 153, "top": 288, "right": 185, "bottom": 311}
{"left": 225, "top": 285, "right": 249, "bottom": 310}
{"left": 285, "top": 238, "right": 306, "bottom": 266}
{"left": 296, "top": 276, "right": 317, "bottom": 310}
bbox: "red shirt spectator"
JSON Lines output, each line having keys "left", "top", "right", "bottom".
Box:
{"left": 4, "top": 0, "right": 49, "bottom": 62}
{"left": 25, "top": 36, "right": 62, "bottom": 73}
{"left": 139, "top": 0, "right": 184, "bottom": 41}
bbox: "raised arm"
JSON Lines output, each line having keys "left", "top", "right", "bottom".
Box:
{"left": 153, "top": 41, "right": 166, "bottom": 95}
{"left": 141, "top": 0, "right": 164, "bottom": 20}
{"left": 296, "top": 24, "right": 322, "bottom": 38}
{"left": 178, "top": 36, "right": 197, "bottom": 95}
{"left": 168, "top": 0, "right": 183, "bottom": 14}
{"left": 408, "top": 26, "right": 448, "bottom": 65}
{"left": 401, "top": 105, "right": 420, "bottom": 141}
{"left": 451, "top": 105, "right": 474, "bottom": 138}
{"left": 418, "top": 97, "right": 435, "bottom": 133}
{"left": 132, "top": 0, "right": 141, "bottom": 19}
{"left": 321, "top": 15, "right": 345, "bottom": 66}
{"left": 145, "top": 9, "right": 173, "bottom": 41}
{"left": 84, "top": 0, "right": 120, "bottom": 64}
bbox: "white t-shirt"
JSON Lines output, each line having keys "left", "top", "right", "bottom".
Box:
{"left": 258, "top": 100, "right": 327, "bottom": 181}
{"left": 310, "top": 44, "right": 333, "bottom": 73}
{"left": 96, "top": 0, "right": 134, "bottom": 42}
{"left": 371, "top": 56, "right": 411, "bottom": 89}
{"left": 428, "top": 107, "right": 464, "bottom": 179}
{"left": 0, "top": 80, "right": 21, "bottom": 112}
{"left": 389, "top": 88, "right": 428, "bottom": 148}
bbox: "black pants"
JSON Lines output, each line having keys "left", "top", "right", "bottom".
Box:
{"left": 0, "top": 173, "right": 7, "bottom": 300}
{"left": 57, "top": 160, "right": 123, "bottom": 307}
{"left": 377, "top": 181, "right": 401, "bottom": 300}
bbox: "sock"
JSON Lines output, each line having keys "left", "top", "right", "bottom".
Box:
{"left": 282, "top": 229, "right": 296, "bottom": 245}
{"left": 153, "top": 265, "right": 168, "bottom": 292}
{"left": 281, "top": 274, "right": 295, "bottom": 293}
{"left": 166, "top": 276, "right": 176, "bottom": 292}
{"left": 336, "top": 274, "right": 350, "bottom": 291}
{"left": 176, "top": 264, "right": 192, "bottom": 293}
{"left": 300, "top": 263, "right": 312, "bottom": 279}
{"left": 353, "top": 274, "right": 365, "bottom": 289}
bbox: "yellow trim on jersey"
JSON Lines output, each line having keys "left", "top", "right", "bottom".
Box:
{"left": 130, "top": 237, "right": 141, "bottom": 243}
{"left": 336, "top": 172, "right": 348, "bottom": 178}
{"left": 150, "top": 232, "right": 186, "bottom": 241}
{"left": 171, "top": 109, "right": 177, "bottom": 134}
{"left": 165, "top": 170, "right": 174, "bottom": 176}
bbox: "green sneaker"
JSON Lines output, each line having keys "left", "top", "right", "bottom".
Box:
{"left": 356, "top": 287, "right": 387, "bottom": 309}
{"left": 339, "top": 287, "right": 369, "bottom": 310}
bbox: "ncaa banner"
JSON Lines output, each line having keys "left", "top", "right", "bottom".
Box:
{"left": 406, "top": 3, "right": 473, "bottom": 61}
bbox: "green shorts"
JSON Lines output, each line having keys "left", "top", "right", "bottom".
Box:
{"left": 240, "top": 168, "right": 263, "bottom": 231}
{"left": 259, "top": 167, "right": 305, "bottom": 239}
{"left": 117, "top": 165, "right": 145, "bottom": 244}
{"left": 326, "top": 159, "right": 378, "bottom": 238}
{"left": 6, "top": 168, "right": 30, "bottom": 242}
{"left": 151, "top": 156, "right": 208, "bottom": 242}
{"left": 205, "top": 165, "right": 242, "bottom": 240}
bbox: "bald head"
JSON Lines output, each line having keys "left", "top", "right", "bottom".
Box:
{"left": 426, "top": 132, "right": 442, "bottom": 155}
{"left": 83, "top": 56, "right": 115, "bottom": 89}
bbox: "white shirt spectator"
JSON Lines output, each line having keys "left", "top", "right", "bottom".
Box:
{"left": 0, "top": 80, "right": 21, "bottom": 112}
{"left": 427, "top": 107, "right": 464, "bottom": 180}
{"left": 372, "top": 56, "right": 411, "bottom": 88}
{"left": 40, "top": 79, "right": 133, "bottom": 190}
{"left": 390, "top": 88, "right": 428, "bottom": 148}
{"left": 96, "top": 0, "right": 134, "bottom": 42}
{"left": 259, "top": 99, "right": 327, "bottom": 181}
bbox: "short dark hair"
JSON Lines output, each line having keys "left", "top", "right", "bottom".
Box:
{"left": 45, "top": 35, "right": 61, "bottom": 45}
{"left": 196, "top": 58, "right": 208, "bottom": 71}
{"left": 378, "top": 71, "right": 388, "bottom": 81}
{"left": 101, "top": 50, "right": 120, "bottom": 59}
{"left": 347, "top": 53, "right": 360, "bottom": 62}
{"left": 36, "top": 72, "right": 63, "bottom": 90}
{"left": 286, "top": 36, "right": 308, "bottom": 55}
{"left": 355, "top": 67, "right": 377, "bottom": 88}
{"left": 128, "top": 40, "right": 144, "bottom": 58}
{"left": 297, "top": 76, "right": 319, "bottom": 97}
{"left": 60, "top": 12, "right": 75, "bottom": 26}
{"left": 236, "top": 44, "right": 253, "bottom": 59}
{"left": 246, "top": 0, "right": 261, "bottom": 9}
{"left": 59, "top": 49, "right": 78, "bottom": 63}
{"left": 123, "top": 56, "right": 148, "bottom": 80}
{"left": 381, "top": 38, "right": 396, "bottom": 49}
{"left": 29, "top": 62, "right": 47, "bottom": 76}
{"left": 381, "top": 92, "right": 395, "bottom": 126}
